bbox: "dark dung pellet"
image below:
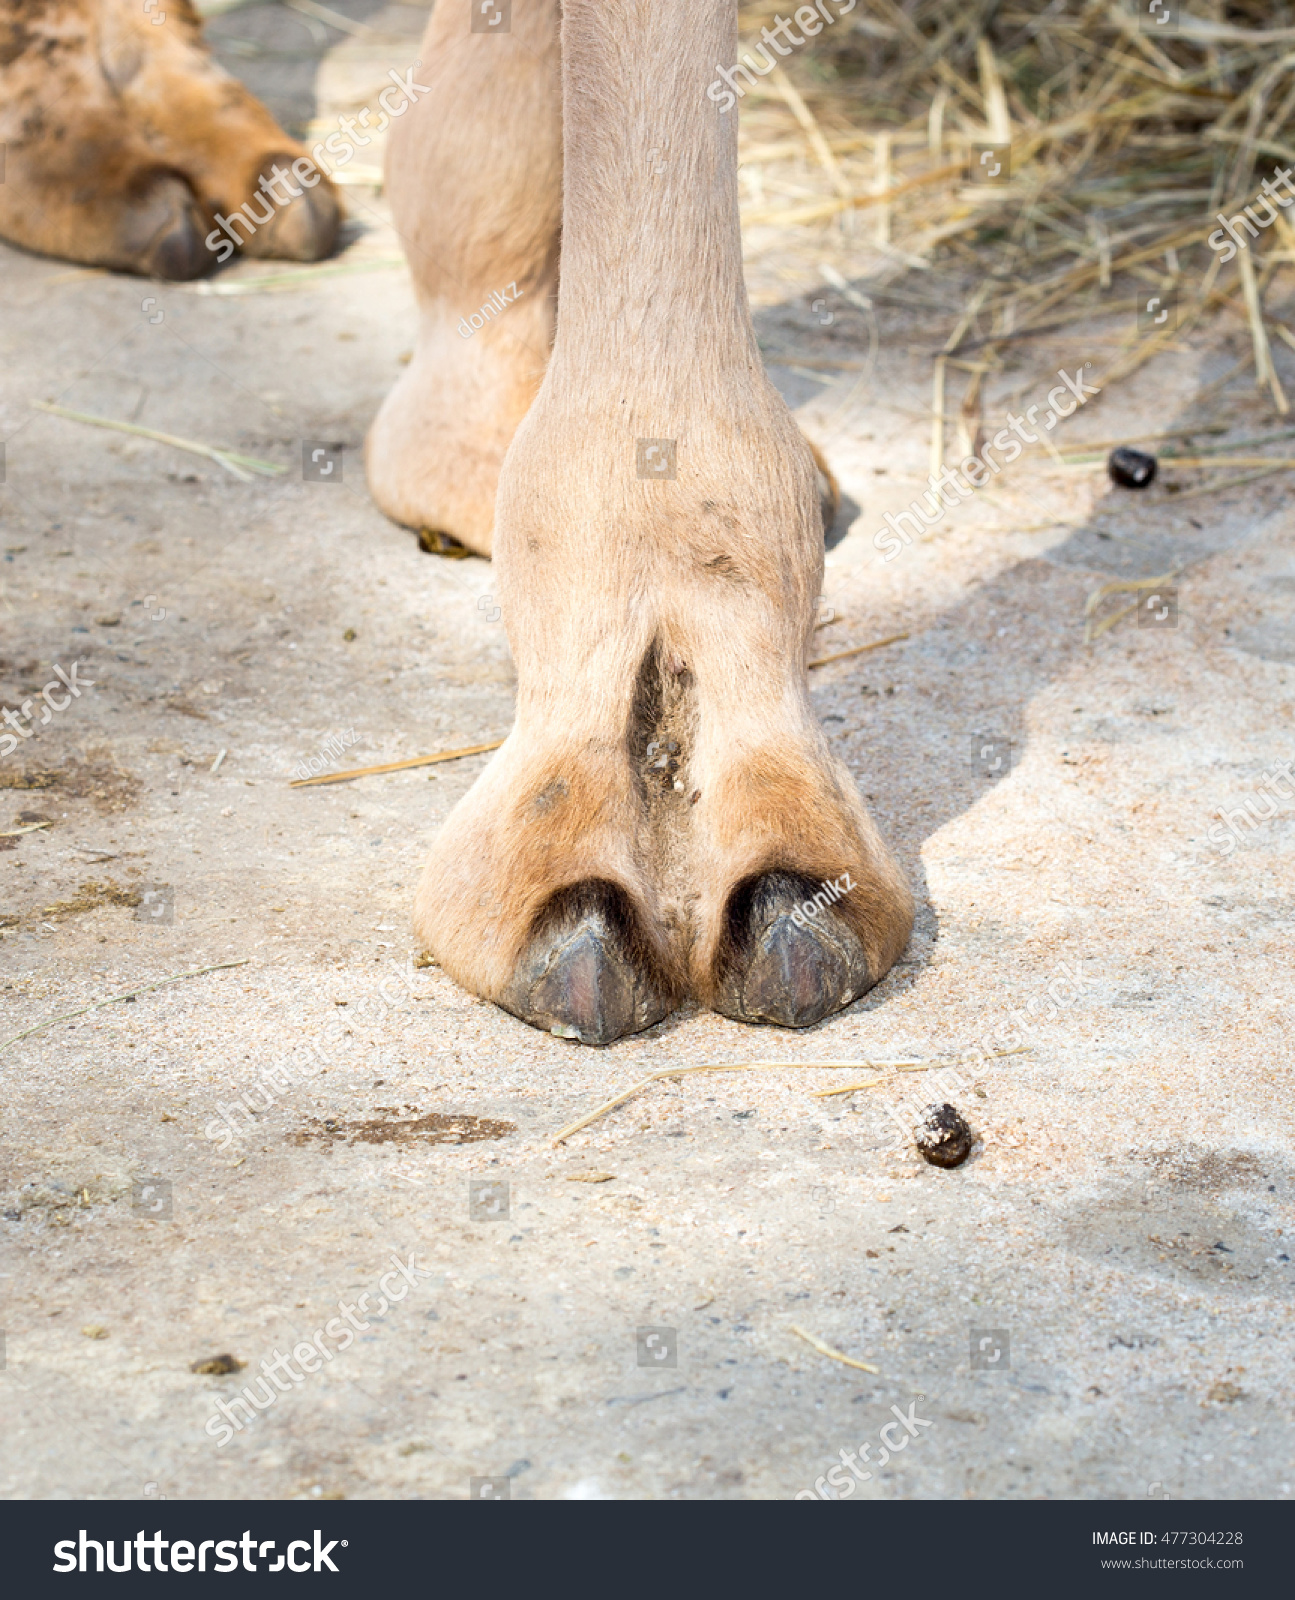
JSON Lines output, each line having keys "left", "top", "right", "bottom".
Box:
{"left": 1108, "top": 446, "right": 1157, "bottom": 488}
{"left": 914, "top": 1102, "right": 973, "bottom": 1168}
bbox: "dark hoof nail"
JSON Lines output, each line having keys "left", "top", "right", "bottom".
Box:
{"left": 417, "top": 527, "right": 472, "bottom": 558}
{"left": 245, "top": 159, "right": 340, "bottom": 261}
{"left": 500, "top": 882, "right": 671, "bottom": 1046}
{"left": 715, "top": 871, "right": 870, "bottom": 1028}
{"left": 145, "top": 217, "right": 209, "bottom": 280}
{"left": 134, "top": 174, "right": 211, "bottom": 280}
{"left": 817, "top": 463, "right": 839, "bottom": 538}
{"left": 806, "top": 435, "right": 839, "bottom": 538}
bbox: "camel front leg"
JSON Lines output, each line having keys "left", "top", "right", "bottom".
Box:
{"left": 366, "top": 0, "right": 563, "bottom": 555}
{"left": 414, "top": 0, "right": 912, "bottom": 1041}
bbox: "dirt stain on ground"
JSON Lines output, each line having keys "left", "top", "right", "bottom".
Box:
{"left": 290, "top": 1108, "right": 516, "bottom": 1148}
{"left": 1142, "top": 1147, "right": 1268, "bottom": 1192}
{"left": 41, "top": 879, "right": 142, "bottom": 920}
{"left": 1061, "top": 1170, "right": 1285, "bottom": 1295}
{"left": 0, "top": 768, "right": 62, "bottom": 791}
{"left": 0, "top": 755, "right": 141, "bottom": 813}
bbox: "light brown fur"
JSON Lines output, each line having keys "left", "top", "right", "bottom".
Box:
{"left": 365, "top": 0, "right": 563, "bottom": 553}
{"left": 7, "top": 0, "right": 914, "bottom": 1040}
{"left": 403, "top": 0, "right": 913, "bottom": 1033}
{"left": 0, "top": 0, "right": 338, "bottom": 277}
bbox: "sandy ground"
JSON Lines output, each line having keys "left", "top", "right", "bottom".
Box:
{"left": 1, "top": 3, "right": 1293, "bottom": 1502}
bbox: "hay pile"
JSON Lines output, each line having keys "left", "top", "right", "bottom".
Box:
{"left": 735, "top": 1, "right": 1295, "bottom": 420}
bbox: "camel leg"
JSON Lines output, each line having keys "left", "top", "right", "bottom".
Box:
{"left": 366, "top": 0, "right": 562, "bottom": 556}
{"left": 413, "top": 0, "right": 912, "bottom": 1042}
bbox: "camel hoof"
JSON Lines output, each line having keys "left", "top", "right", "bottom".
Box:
{"left": 498, "top": 882, "right": 672, "bottom": 1046}
{"left": 132, "top": 172, "right": 212, "bottom": 281}
{"left": 806, "top": 434, "right": 840, "bottom": 537}
{"left": 714, "top": 872, "right": 871, "bottom": 1029}
{"left": 241, "top": 158, "right": 340, "bottom": 261}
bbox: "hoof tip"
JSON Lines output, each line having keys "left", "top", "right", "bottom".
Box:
{"left": 500, "top": 883, "right": 671, "bottom": 1046}
{"left": 715, "top": 872, "right": 871, "bottom": 1028}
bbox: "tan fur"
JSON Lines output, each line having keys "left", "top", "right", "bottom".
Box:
{"left": 409, "top": 0, "right": 913, "bottom": 1019}
{"left": 365, "top": 0, "right": 563, "bottom": 554}
{"left": 5, "top": 0, "right": 914, "bottom": 1032}
{"left": 0, "top": 0, "right": 338, "bottom": 276}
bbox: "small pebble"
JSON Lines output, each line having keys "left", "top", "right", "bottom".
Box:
{"left": 914, "top": 1103, "right": 973, "bottom": 1168}
{"left": 1108, "top": 446, "right": 1157, "bottom": 488}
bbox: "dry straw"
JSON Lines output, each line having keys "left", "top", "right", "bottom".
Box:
{"left": 32, "top": 403, "right": 285, "bottom": 481}
{"left": 0, "top": 960, "right": 251, "bottom": 1057}
{"left": 790, "top": 1324, "right": 880, "bottom": 1374}
{"left": 735, "top": 0, "right": 1295, "bottom": 481}
{"left": 550, "top": 1045, "right": 1030, "bottom": 1144}
{"left": 289, "top": 739, "right": 505, "bottom": 788}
